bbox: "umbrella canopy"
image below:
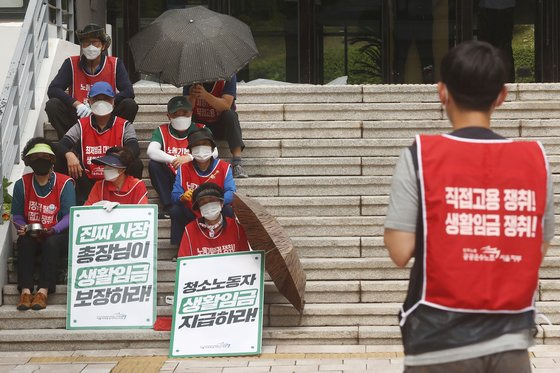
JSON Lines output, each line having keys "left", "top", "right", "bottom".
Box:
{"left": 233, "top": 193, "right": 306, "bottom": 312}
{"left": 129, "top": 6, "right": 258, "bottom": 87}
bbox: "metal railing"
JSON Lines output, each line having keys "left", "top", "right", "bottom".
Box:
{"left": 0, "top": 0, "right": 74, "bottom": 212}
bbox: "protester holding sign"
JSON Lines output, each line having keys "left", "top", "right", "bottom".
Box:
{"left": 147, "top": 96, "right": 204, "bottom": 219}
{"left": 11, "top": 138, "right": 76, "bottom": 311}
{"left": 56, "top": 81, "right": 143, "bottom": 205}
{"left": 170, "top": 128, "right": 235, "bottom": 249}
{"left": 178, "top": 182, "right": 249, "bottom": 257}
{"left": 84, "top": 146, "right": 148, "bottom": 209}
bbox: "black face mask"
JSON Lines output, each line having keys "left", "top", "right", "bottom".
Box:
{"left": 29, "top": 158, "right": 53, "bottom": 176}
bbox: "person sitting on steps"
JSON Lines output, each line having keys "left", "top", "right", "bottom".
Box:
{"left": 169, "top": 128, "right": 236, "bottom": 257}
{"left": 147, "top": 96, "right": 204, "bottom": 219}
{"left": 46, "top": 23, "right": 137, "bottom": 140}
{"left": 12, "top": 138, "right": 76, "bottom": 311}
{"left": 56, "top": 81, "right": 143, "bottom": 205}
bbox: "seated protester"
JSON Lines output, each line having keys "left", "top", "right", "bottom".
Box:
{"left": 170, "top": 128, "right": 235, "bottom": 248}
{"left": 56, "top": 81, "right": 143, "bottom": 205}
{"left": 178, "top": 182, "right": 249, "bottom": 257}
{"left": 84, "top": 146, "right": 148, "bottom": 208}
{"left": 183, "top": 74, "right": 248, "bottom": 178}
{"left": 147, "top": 96, "right": 204, "bottom": 218}
{"left": 46, "top": 23, "right": 137, "bottom": 139}
{"left": 11, "top": 138, "right": 76, "bottom": 311}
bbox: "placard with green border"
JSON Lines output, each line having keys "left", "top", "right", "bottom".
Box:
{"left": 169, "top": 251, "right": 265, "bottom": 358}
{"left": 66, "top": 205, "right": 158, "bottom": 329}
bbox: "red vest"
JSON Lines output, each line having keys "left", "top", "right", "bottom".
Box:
{"left": 22, "top": 172, "right": 73, "bottom": 229}
{"left": 178, "top": 217, "right": 250, "bottom": 257}
{"left": 179, "top": 159, "right": 230, "bottom": 212}
{"left": 80, "top": 116, "right": 126, "bottom": 179}
{"left": 158, "top": 123, "right": 204, "bottom": 174}
{"left": 416, "top": 134, "right": 547, "bottom": 314}
{"left": 69, "top": 55, "right": 117, "bottom": 104}
{"left": 193, "top": 81, "right": 225, "bottom": 123}
{"left": 97, "top": 177, "right": 147, "bottom": 204}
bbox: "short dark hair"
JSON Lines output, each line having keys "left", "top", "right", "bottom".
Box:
{"left": 21, "top": 137, "right": 57, "bottom": 160}
{"left": 105, "top": 146, "right": 134, "bottom": 175}
{"left": 440, "top": 41, "right": 509, "bottom": 112}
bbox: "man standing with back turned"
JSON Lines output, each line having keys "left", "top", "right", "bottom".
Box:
{"left": 384, "top": 41, "right": 554, "bottom": 372}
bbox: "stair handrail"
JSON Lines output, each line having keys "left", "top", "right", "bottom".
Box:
{"left": 0, "top": 0, "right": 74, "bottom": 215}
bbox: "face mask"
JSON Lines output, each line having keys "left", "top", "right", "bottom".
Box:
{"left": 91, "top": 100, "right": 113, "bottom": 116}
{"left": 29, "top": 158, "right": 53, "bottom": 176}
{"left": 200, "top": 202, "right": 222, "bottom": 220}
{"left": 191, "top": 145, "right": 213, "bottom": 162}
{"left": 170, "top": 116, "right": 192, "bottom": 132}
{"left": 103, "top": 167, "right": 121, "bottom": 181}
{"left": 83, "top": 44, "right": 101, "bottom": 60}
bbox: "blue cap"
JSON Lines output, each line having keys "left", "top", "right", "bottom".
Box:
{"left": 88, "top": 81, "right": 115, "bottom": 98}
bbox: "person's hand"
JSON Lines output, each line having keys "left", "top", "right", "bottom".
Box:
{"left": 16, "top": 225, "right": 26, "bottom": 236}
{"left": 93, "top": 200, "right": 120, "bottom": 212}
{"left": 191, "top": 84, "right": 208, "bottom": 100}
{"left": 43, "top": 228, "right": 55, "bottom": 237}
{"left": 75, "top": 103, "right": 92, "bottom": 118}
{"left": 103, "top": 201, "right": 120, "bottom": 212}
{"left": 65, "top": 152, "right": 83, "bottom": 179}
{"left": 171, "top": 154, "right": 193, "bottom": 169}
{"left": 180, "top": 189, "right": 193, "bottom": 203}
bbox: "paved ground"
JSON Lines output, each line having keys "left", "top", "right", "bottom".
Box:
{"left": 0, "top": 345, "right": 559, "bottom": 372}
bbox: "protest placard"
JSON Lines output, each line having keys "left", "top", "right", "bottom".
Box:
{"left": 170, "top": 251, "right": 264, "bottom": 358}
{"left": 66, "top": 205, "right": 157, "bottom": 329}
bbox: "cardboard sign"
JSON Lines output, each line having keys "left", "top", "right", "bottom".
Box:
{"left": 66, "top": 205, "right": 157, "bottom": 329}
{"left": 170, "top": 251, "right": 264, "bottom": 358}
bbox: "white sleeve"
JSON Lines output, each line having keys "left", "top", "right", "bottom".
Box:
{"left": 147, "top": 141, "right": 175, "bottom": 163}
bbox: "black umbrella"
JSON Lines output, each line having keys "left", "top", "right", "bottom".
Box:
{"left": 129, "top": 6, "right": 258, "bottom": 87}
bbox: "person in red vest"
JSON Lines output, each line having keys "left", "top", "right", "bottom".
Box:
{"left": 84, "top": 146, "right": 148, "bottom": 208}
{"left": 147, "top": 96, "right": 204, "bottom": 219}
{"left": 183, "top": 74, "right": 248, "bottom": 178}
{"left": 11, "top": 138, "right": 76, "bottom": 311}
{"left": 178, "top": 182, "right": 249, "bottom": 257}
{"left": 384, "top": 41, "right": 554, "bottom": 371}
{"left": 170, "top": 128, "right": 236, "bottom": 251}
{"left": 46, "top": 24, "right": 137, "bottom": 139}
{"left": 56, "top": 81, "right": 143, "bottom": 205}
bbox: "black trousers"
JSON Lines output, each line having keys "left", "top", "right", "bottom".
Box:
{"left": 148, "top": 160, "right": 175, "bottom": 209}
{"left": 394, "top": 18, "right": 434, "bottom": 83}
{"left": 478, "top": 7, "right": 515, "bottom": 82}
{"left": 169, "top": 204, "right": 234, "bottom": 246}
{"left": 46, "top": 97, "right": 139, "bottom": 139}
{"left": 17, "top": 232, "right": 68, "bottom": 294}
{"left": 195, "top": 110, "right": 245, "bottom": 153}
{"left": 404, "top": 349, "right": 531, "bottom": 373}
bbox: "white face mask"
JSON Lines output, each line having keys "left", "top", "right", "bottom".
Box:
{"left": 170, "top": 116, "right": 191, "bottom": 131}
{"left": 103, "top": 167, "right": 121, "bottom": 181}
{"left": 191, "top": 145, "right": 213, "bottom": 162}
{"left": 83, "top": 44, "right": 101, "bottom": 60}
{"left": 199, "top": 201, "right": 222, "bottom": 220}
{"left": 91, "top": 100, "right": 113, "bottom": 116}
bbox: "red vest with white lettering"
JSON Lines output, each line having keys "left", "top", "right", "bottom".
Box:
{"left": 22, "top": 172, "right": 73, "bottom": 229}
{"left": 179, "top": 159, "right": 230, "bottom": 212}
{"left": 193, "top": 81, "right": 226, "bottom": 123}
{"left": 178, "top": 217, "right": 250, "bottom": 257}
{"left": 69, "top": 55, "right": 117, "bottom": 104}
{"left": 416, "top": 134, "right": 547, "bottom": 313}
{"left": 80, "top": 116, "right": 126, "bottom": 179}
{"left": 158, "top": 122, "right": 204, "bottom": 174}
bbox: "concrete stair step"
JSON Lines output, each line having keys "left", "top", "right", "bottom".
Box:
{"left": 132, "top": 82, "right": 560, "bottom": 105}
{"left": 152, "top": 257, "right": 560, "bottom": 282}
{"left": 0, "top": 324, "right": 555, "bottom": 351}
{"left": 3, "top": 280, "right": 369, "bottom": 306}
